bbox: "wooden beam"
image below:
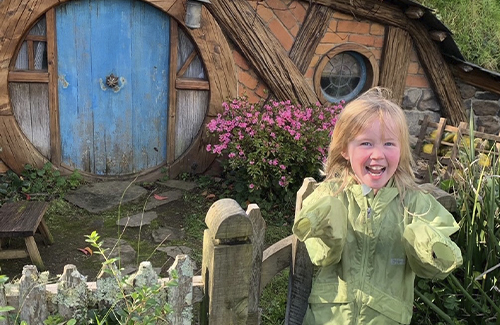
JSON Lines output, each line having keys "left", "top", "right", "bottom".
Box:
{"left": 405, "top": 6, "right": 425, "bottom": 19}
{"left": 450, "top": 65, "right": 500, "bottom": 94}
{"left": 8, "top": 71, "right": 49, "bottom": 83}
{"left": 206, "top": 0, "right": 319, "bottom": 105}
{"left": 289, "top": 4, "right": 334, "bottom": 74}
{"left": 46, "top": 8, "right": 61, "bottom": 166}
{"left": 175, "top": 78, "right": 210, "bottom": 90}
{"left": 379, "top": 26, "right": 412, "bottom": 105}
{"left": 407, "top": 20, "right": 467, "bottom": 125}
{"left": 430, "top": 30, "right": 448, "bottom": 42}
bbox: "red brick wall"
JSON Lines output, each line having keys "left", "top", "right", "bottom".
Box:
{"left": 232, "top": 0, "right": 430, "bottom": 104}
{"left": 405, "top": 45, "right": 431, "bottom": 88}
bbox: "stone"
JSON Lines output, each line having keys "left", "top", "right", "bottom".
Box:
{"left": 156, "top": 245, "right": 193, "bottom": 258}
{"left": 418, "top": 89, "right": 440, "bottom": 112}
{"left": 477, "top": 116, "right": 500, "bottom": 134}
{"left": 404, "top": 110, "right": 440, "bottom": 136}
{"left": 152, "top": 227, "right": 186, "bottom": 243}
{"left": 457, "top": 81, "right": 476, "bottom": 99}
{"left": 100, "top": 238, "right": 136, "bottom": 266}
{"left": 475, "top": 91, "right": 500, "bottom": 101}
{"left": 157, "top": 180, "right": 198, "bottom": 191}
{"left": 472, "top": 100, "right": 500, "bottom": 116}
{"left": 65, "top": 181, "right": 148, "bottom": 213}
{"left": 145, "top": 190, "right": 183, "bottom": 210}
{"left": 117, "top": 211, "right": 157, "bottom": 227}
{"left": 402, "top": 88, "right": 422, "bottom": 109}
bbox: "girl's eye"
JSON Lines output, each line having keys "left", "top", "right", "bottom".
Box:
{"left": 360, "top": 142, "right": 372, "bottom": 146}
{"left": 385, "top": 142, "right": 396, "bottom": 147}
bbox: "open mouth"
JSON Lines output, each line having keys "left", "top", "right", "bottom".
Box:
{"left": 366, "top": 166, "right": 385, "bottom": 176}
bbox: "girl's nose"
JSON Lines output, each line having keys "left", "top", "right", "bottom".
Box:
{"left": 370, "top": 146, "right": 384, "bottom": 159}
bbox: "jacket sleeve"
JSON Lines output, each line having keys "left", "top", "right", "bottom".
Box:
{"left": 403, "top": 192, "right": 463, "bottom": 279}
{"left": 292, "top": 189, "right": 347, "bottom": 267}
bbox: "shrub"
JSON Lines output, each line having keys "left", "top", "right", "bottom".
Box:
{"left": 206, "top": 97, "right": 343, "bottom": 217}
{"left": 412, "top": 118, "right": 500, "bottom": 324}
{"left": 0, "top": 162, "right": 83, "bottom": 205}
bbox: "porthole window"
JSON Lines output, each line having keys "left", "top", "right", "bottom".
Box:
{"left": 314, "top": 44, "right": 379, "bottom": 104}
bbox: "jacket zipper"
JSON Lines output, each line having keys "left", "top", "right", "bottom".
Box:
{"left": 354, "top": 203, "right": 372, "bottom": 323}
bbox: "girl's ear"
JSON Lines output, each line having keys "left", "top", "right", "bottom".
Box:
{"left": 341, "top": 151, "right": 349, "bottom": 160}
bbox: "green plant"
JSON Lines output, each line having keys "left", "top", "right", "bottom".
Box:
{"left": 0, "top": 162, "right": 83, "bottom": 205}
{"left": 412, "top": 114, "right": 500, "bottom": 324}
{"left": 206, "top": 97, "right": 342, "bottom": 219}
{"left": 0, "top": 275, "right": 14, "bottom": 322}
{"left": 85, "top": 231, "right": 177, "bottom": 325}
{"left": 421, "top": 0, "right": 500, "bottom": 71}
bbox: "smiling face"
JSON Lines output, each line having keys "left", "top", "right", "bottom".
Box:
{"left": 342, "top": 115, "right": 401, "bottom": 193}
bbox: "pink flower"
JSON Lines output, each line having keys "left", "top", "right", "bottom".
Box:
{"left": 249, "top": 184, "right": 255, "bottom": 189}
{"left": 206, "top": 144, "right": 212, "bottom": 152}
{"left": 280, "top": 164, "right": 286, "bottom": 170}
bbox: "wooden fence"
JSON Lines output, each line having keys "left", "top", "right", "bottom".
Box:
{"left": 0, "top": 179, "right": 320, "bottom": 325}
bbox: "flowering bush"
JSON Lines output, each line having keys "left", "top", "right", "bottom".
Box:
{"left": 206, "top": 97, "right": 343, "bottom": 213}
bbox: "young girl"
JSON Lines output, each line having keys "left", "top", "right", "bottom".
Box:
{"left": 292, "top": 88, "right": 462, "bottom": 324}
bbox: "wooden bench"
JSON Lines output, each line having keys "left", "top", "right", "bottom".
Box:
{"left": 0, "top": 201, "right": 53, "bottom": 271}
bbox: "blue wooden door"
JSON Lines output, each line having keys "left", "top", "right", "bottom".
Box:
{"left": 56, "top": 0, "right": 170, "bottom": 175}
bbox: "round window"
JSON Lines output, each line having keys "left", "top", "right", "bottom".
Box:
{"left": 320, "top": 51, "right": 366, "bottom": 103}
{"left": 314, "top": 45, "right": 379, "bottom": 104}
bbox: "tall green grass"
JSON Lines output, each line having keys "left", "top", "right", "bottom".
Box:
{"left": 421, "top": 0, "right": 500, "bottom": 71}
{"left": 413, "top": 114, "right": 500, "bottom": 324}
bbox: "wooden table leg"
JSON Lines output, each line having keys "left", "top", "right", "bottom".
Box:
{"left": 38, "top": 219, "right": 54, "bottom": 245}
{"left": 25, "top": 236, "right": 45, "bottom": 271}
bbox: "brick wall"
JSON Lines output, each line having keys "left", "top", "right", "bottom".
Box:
{"left": 232, "top": 0, "right": 430, "bottom": 103}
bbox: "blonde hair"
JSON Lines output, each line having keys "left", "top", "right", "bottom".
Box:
{"left": 324, "top": 87, "right": 418, "bottom": 196}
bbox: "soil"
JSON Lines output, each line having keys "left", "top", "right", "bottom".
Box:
{"left": 0, "top": 180, "right": 212, "bottom": 283}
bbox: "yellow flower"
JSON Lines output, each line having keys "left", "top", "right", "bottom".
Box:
{"left": 423, "top": 143, "right": 433, "bottom": 154}
{"left": 478, "top": 153, "right": 491, "bottom": 167}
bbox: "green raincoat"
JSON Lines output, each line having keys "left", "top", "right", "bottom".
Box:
{"left": 292, "top": 179, "right": 462, "bottom": 324}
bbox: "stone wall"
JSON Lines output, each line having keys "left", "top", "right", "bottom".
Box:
{"left": 402, "top": 81, "right": 500, "bottom": 137}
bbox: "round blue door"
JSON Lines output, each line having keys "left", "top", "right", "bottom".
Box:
{"left": 56, "top": 0, "right": 170, "bottom": 175}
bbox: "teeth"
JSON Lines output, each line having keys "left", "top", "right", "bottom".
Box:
{"left": 366, "top": 166, "right": 385, "bottom": 175}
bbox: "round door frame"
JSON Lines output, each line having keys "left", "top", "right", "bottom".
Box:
{"left": 0, "top": 0, "right": 236, "bottom": 180}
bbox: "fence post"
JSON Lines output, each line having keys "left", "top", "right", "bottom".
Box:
{"left": 167, "top": 254, "right": 195, "bottom": 325}
{"left": 0, "top": 279, "right": 9, "bottom": 325}
{"left": 126, "top": 261, "right": 158, "bottom": 288}
{"left": 96, "top": 264, "right": 122, "bottom": 309}
{"left": 56, "top": 264, "right": 89, "bottom": 322}
{"left": 285, "top": 177, "right": 317, "bottom": 325}
{"left": 201, "top": 198, "right": 255, "bottom": 325}
{"left": 246, "top": 204, "right": 265, "bottom": 325}
{"left": 19, "top": 265, "right": 48, "bottom": 323}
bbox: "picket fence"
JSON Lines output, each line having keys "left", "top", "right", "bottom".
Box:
{"left": 0, "top": 178, "right": 320, "bottom": 325}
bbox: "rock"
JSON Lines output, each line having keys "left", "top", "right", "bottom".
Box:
{"left": 100, "top": 238, "right": 136, "bottom": 266}
{"left": 152, "top": 227, "right": 186, "bottom": 243}
{"left": 65, "top": 181, "right": 147, "bottom": 213}
{"left": 475, "top": 91, "right": 500, "bottom": 101}
{"left": 157, "top": 180, "right": 198, "bottom": 191}
{"left": 404, "top": 110, "right": 440, "bottom": 137}
{"left": 145, "top": 190, "right": 183, "bottom": 210}
{"left": 472, "top": 100, "right": 500, "bottom": 116}
{"left": 156, "top": 246, "right": 193, "bottom": 258}
{"left": 402, "top": 88, "right": 422, "bottom": 109}
{"left": 117, "top": 211, "right": 157, "bottom": 227}
{"left": 457, "top": 82, "right": 476, "bottom": 99}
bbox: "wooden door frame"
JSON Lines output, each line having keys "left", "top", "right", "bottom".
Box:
{"left": 0, "top": 0, "right": 236, "bottom": 179}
